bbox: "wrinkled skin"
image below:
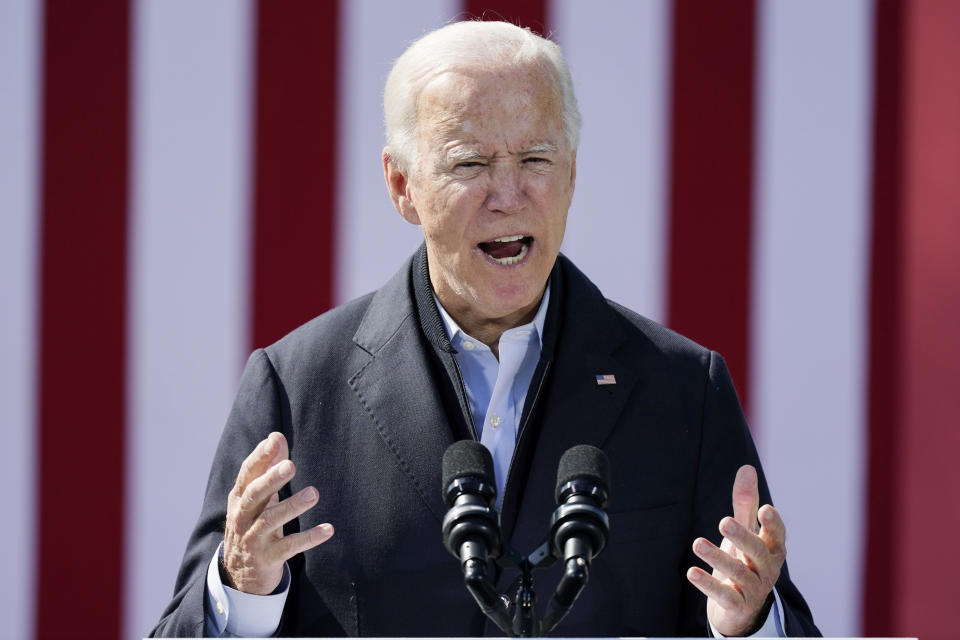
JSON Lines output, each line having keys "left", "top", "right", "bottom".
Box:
{"left": 384, "top": 62, "right": 576, "bottom": 351}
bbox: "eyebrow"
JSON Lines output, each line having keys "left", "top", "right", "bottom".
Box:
{"left": 446, "top": 143, "right": 559, "bottom": 160}
{"left": 440, "top": 142, "right": 561, "bottom": 168}
{"left": 444, "top": 148, "right": 486, "bottom": 163}
{"left": 523, "top": 142, "right": 559, "bottom": 154}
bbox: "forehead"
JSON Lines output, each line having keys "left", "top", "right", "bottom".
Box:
{"left": 415, "top": 64, "right": 563, "bottom": 146}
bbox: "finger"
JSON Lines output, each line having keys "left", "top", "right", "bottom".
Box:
{"left": 235, "top": 459, "right": 296, "bottom": 528}
{"left": 273, "top": 431, "right": 289, "bottom": 464}
{"left": 758, "top": 504, "right": 786, "bottom": 555}
{"left": 686, "top": 566, "right": 744, "bottom": 611}
{"left": 719, "top": 517, "right": 767, "bottom": 567}
{"left": 692, "top": 538, "right": 757, "bottom": 590}
{"left": 716, "top": 536, "right": 736, "bottom": 579}
{"left": 234, "top": 432, "right": 287, "bottom": 496}
{"left": 266, "top": 493, "right": 282, "bottom": 540}
{"left": 270, "top": 523, "right": 336, "bottom": 565}
{"left": 731, "top": 464, "right": 760, "bottom": 534}
{"left": 249, "top": 486, "right": 320, "bottom": 539}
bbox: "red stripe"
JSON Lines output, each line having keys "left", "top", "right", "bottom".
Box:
{"left": 863, "top": 0, "right": 904, "bottom": 633}
{"left": 35, "top": 1, "right": 130, "bottom": 638}
{"left": 250, "top": 0, "right": 339, "bottom": 348}
{"left": 464, "top": 0, "right": 548, "bottom": 35}
{"left": 895, "top": 1, "right": 960, "bottom": 637}
{"left": 666, "top": 1, "right": 757, "bottom": 416}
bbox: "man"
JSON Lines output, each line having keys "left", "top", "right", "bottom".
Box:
{"left": 154, "top": 21, "right": 818, "bottom": 637}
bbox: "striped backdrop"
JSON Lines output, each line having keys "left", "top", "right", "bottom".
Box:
{"left": 1, "top": 1, "right": 957, "bottom": 638}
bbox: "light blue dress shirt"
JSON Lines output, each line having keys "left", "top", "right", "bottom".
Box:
{"left": 434, "top": 286, "right": 550, "bottom": 502}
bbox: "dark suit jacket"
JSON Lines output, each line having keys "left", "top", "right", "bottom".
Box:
{"left": 153, "top": 247, "right": 819, "bottom": 637}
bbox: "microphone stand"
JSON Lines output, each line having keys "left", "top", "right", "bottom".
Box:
{"left": 540, "top": 541, "right": 591, "bottom": 633}
{"left": 512, "top": 557, "right": 540, "bottom": 637}
{"left": 462, "top": 538, "right": 587, "bottom": 637}
{"left": 455, "top": 542, "right": 576, "bottom": 638}
{"left": 449, "top": 498, "right": 606, "bottom": 637}
{"left": 461, "top": 547, "right": 514, "bottom": 636}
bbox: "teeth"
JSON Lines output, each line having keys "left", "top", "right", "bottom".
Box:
{"left": 493, "top": 234, "right": 524, "bottom": 243}
{"left": 491, "top": 242, "right": 529, "bottom": 266}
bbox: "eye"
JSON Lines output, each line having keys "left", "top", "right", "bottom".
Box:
{"left": 451, "top": 159, "right": 487, "bottom": 176}
{"left": 523, "top": 156, "right": 550, "bottom": 165}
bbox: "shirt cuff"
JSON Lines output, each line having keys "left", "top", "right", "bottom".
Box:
{"left": 709, "top": 586, "right": 786, "bottom": 638}
{"left": 205, "top": 541, "right": 290, "bottom": 637}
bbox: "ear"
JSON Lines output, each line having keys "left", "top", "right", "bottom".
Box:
{"left": 383, "top": 147, "right": 421, "bottom": 226}
{"left": 569, "top": 150, "right": 578, "bottom": 192}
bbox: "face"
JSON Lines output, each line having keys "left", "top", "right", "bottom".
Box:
{"left": 386, "top": 63, "right": 576, "bottom": 332}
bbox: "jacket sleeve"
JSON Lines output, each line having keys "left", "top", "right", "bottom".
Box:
{"left": 677, "top": 351, "right": 821, "bottom": 637}
{"left": 151, "top": 349, "right": 290, "bottom": 637}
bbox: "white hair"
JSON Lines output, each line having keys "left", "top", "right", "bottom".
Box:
{"left": 383, "top": 20, "right": 581, "bottom": 173}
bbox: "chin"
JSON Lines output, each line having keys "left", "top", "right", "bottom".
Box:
{"left": 479, "top": 284, "right": 544, "bottom": 320}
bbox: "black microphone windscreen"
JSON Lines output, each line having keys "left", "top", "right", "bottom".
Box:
{"left": 555, "top": 445, "right": 610, "bottom": 502}
{"left": 442, "top": 440, "right": 495, "bottom": 494}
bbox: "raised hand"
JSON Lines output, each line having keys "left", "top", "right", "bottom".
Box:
{"left": 686, "top": 465, "right": 787, "bottom": 636}
{"left": 222, "top": 432, "right": 334, "bottom": 594}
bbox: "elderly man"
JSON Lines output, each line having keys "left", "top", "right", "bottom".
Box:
{"left": 154, "top": 21, "right": 818, "bottom": 638}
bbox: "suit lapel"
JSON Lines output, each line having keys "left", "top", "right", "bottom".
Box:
{"left": 535, "top": 275, "right": 640, "bottom": 457}
{"left": 348, "top": 258, "right": 454, "bottom": 522}
{"left": 507, "top": 257, "right": 641, "bottom": 547}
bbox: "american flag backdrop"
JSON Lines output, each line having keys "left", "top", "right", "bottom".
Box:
{"left": 1, "top": 1, "right": 958, "bottom": 638}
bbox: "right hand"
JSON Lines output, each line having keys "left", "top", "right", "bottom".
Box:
{"left": 223, "top": 432, "right": 334, "bottom": 594}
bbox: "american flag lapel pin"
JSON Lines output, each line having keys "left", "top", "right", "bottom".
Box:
{"left": 595, "top": 374, "right": 617, "bottom": 386}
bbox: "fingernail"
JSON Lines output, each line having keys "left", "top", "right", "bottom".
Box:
{"left": 265, "top": 435, "right": 277, "bottom": 454}
{"left": 761, "top": 508, "right": 774, "bottom": 523}
{"left": 301, "top": 487, "right": 317, "bottom": 503}
{"left": 694, "top": 539, "right": 708, "bottom": 554}
{"left": 278, "top": 460, "right": 294, "bottom": 478}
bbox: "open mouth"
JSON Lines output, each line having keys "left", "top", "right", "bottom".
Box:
{"left": 477, "top": 234, "right": 533, "bottom": 266}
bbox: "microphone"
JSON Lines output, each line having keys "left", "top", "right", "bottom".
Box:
{"left": 550, "top": 444, "right": 610, "bottom": 563}
{"left": 542, "top": 445, "right": 611, "bottom": 633}
{"left": 441, "top": 441, "right": 512, "bottom": 634}
{"left": 441, "top": 440, "right": 501, "bottom": 562}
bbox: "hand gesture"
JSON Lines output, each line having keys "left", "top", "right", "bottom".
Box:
{"left": 222, "top": 432, "right": 334, "bottom": 594}
{"left": 686, "top": 465, "right": 786, "bottom": 636}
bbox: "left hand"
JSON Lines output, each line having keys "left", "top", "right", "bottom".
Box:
{"left": 686, "top": 465, "right": 786, "bottom": 636}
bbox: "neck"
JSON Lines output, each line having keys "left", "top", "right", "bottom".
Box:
{"left": 435, "top": 289, "right": 544, "bottom": 359}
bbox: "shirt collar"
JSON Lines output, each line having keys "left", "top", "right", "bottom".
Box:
{"left": 433, "top": 284, "right": 551, "bottom": 351}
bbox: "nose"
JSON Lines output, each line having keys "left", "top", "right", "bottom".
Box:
{"left": 484, "top": 164, "right": 526, "bottom": 214}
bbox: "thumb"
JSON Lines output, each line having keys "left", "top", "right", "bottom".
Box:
{"left": 731, "top": 464, "right": 759, "bottom": 534}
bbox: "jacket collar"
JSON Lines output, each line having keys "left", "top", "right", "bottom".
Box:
{"left": 349, "top": 245, "right": 639, "bottom": 533}
{"left": 349, "top": 250, "right": 453, "bottom": 521}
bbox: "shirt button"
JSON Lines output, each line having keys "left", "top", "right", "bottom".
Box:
{"left": 462, "top": 341, "right": 475, "bottom": 351}
{"left": 489, "top": 415, "right": 501, "bottom": 429}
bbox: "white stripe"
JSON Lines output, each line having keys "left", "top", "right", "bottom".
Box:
{"left": 0, "top": 1, "right": 40, "bottom": 637}
{"left": 125, "top": 1, "right": 254, "bottom": 637}
{"left": 751, "top": 1, "right": 873, "bottom": 634}
{"left": 335, "top": 0, "right": 462, "bottom": 304}
{"left": 551, "top": 0, "right": 671, "bottom": 322}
